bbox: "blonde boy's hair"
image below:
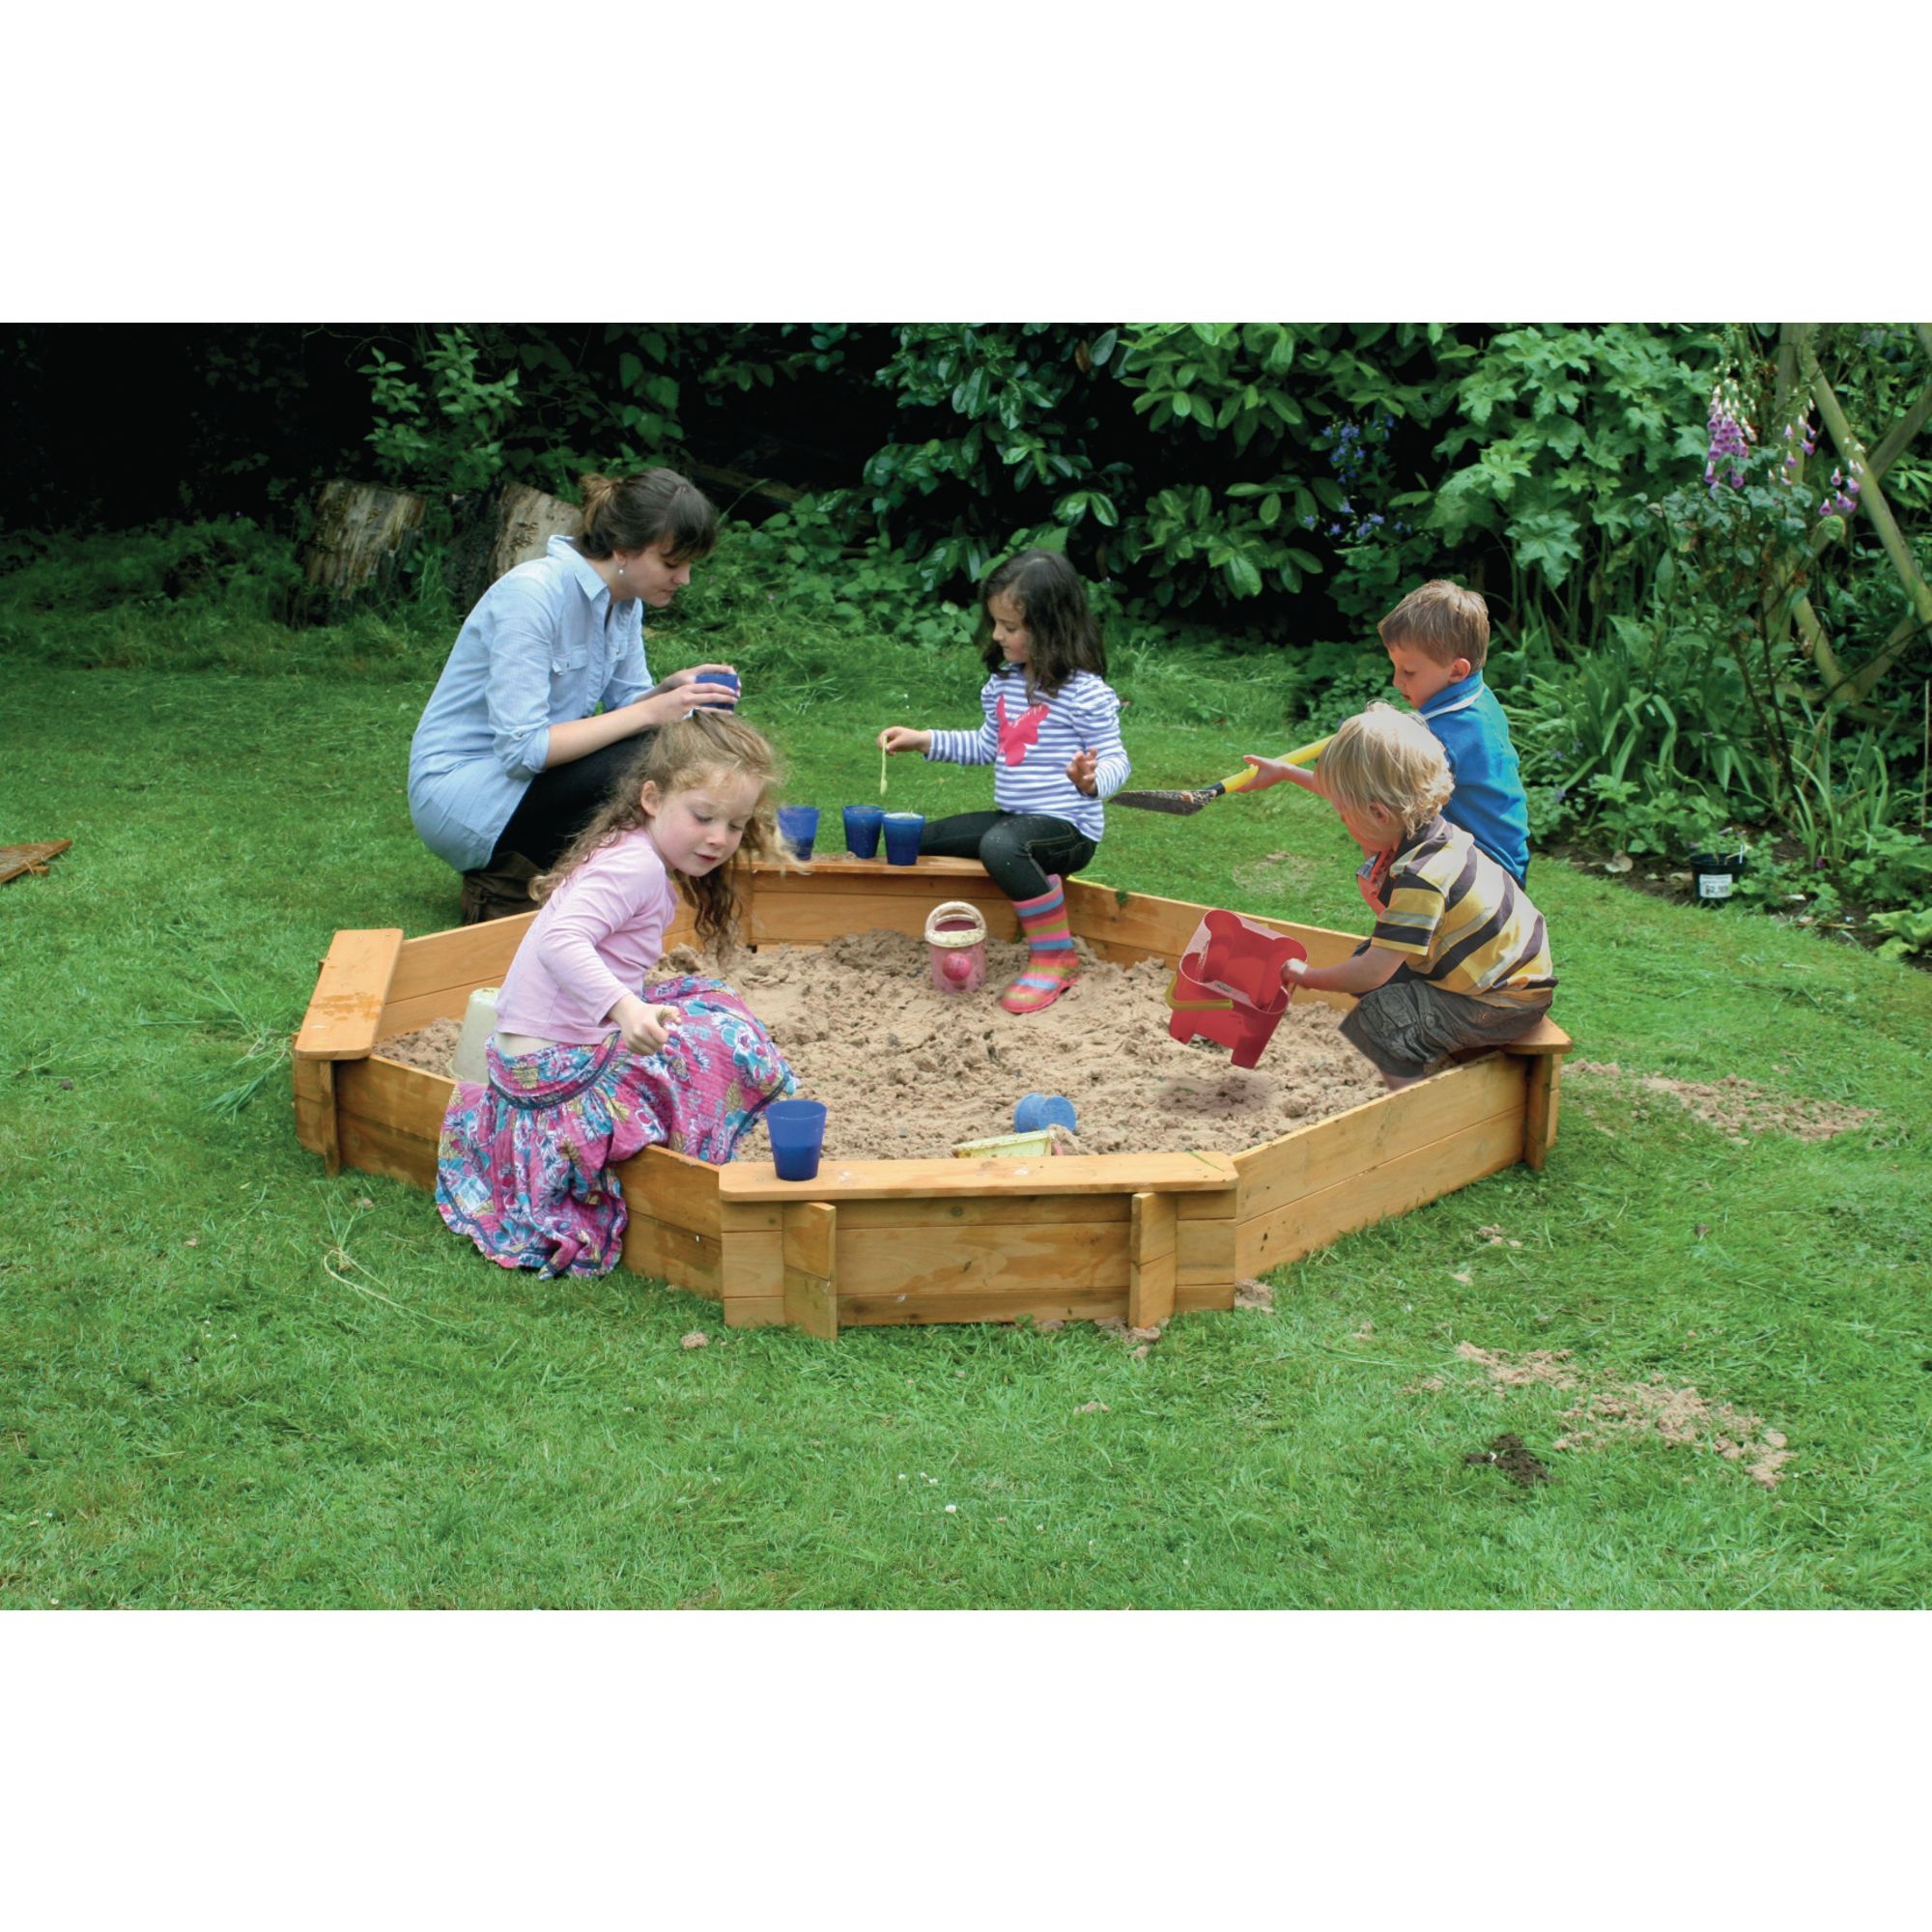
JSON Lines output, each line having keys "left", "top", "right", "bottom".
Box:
{"left": 1319, "top": 703, "right": 1455, "bottom": 835}
{"left": 1378, "top": 579, "right": 1490, "bottom": 669}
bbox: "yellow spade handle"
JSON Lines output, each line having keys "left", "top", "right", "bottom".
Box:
{"left": 1213, "top": 734, "right": 1332, "bottom": 793}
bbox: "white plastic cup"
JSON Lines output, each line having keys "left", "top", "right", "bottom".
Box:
{"left": 451, "top": 986, "right": 500, "bottom": 1083}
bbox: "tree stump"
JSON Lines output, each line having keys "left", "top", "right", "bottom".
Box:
{"left": 443, "top": 483, "right": 582, "bottom": 613}
{"left": 301, "top": 481, "right": 428, "bottom": 596}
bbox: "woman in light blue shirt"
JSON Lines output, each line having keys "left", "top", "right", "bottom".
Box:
{"left": 409, "top": 469, "right": 741, "bottom": 923}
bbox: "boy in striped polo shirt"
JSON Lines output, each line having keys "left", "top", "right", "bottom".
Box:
{"left": 1281, "top": 705, "right": 1555, "bottom": 1089}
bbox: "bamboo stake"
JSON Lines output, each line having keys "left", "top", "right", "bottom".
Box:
{"left": 1804, "top": 344, "right": 1932, "bottom": 631}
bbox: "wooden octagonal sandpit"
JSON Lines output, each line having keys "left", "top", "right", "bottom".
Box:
{"left": 293, "top": 856, "right": 1570, "bottom": 1338}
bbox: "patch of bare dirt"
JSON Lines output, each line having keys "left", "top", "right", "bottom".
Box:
{"left": 1444, "top": 1342, "right": 1793, "bottom": 1488}
{"left": 378, "top": 929, "right": 1384, "bottom": 1161}
{"left": 1553, "top": 1384, "right": 1793, "bottom": 1490}
{"left": 1463, "top": 1433, "right": 1550, "bottom": 1487}
{"left": 1569, "top": 1060, "right": 1878, "bottom": 1143}
{"left": 1454, "top": 1341, "right": 1580, "bottom": 1388}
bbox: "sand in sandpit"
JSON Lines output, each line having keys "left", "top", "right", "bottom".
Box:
{"left": 379, "top": 930, "right": 1382, "bottom": 1160}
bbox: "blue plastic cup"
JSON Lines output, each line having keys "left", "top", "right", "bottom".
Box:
{"left": 695, "top": 668, "right": 740, "bottom": 710}
{"left": 1014, "top": 1093, "right": 1078, "bottom": 1135}
{"left": 883, "top": 812, "right": 924, "bottom": 867}
{"left": 766, "top": 1098, "right": 828, "bottom": 1181}
{"left": 777, "top": 805, "right": 819, "bottom": 861}
{"left": 843, "top": 805, "right": 885, "bottom": 859}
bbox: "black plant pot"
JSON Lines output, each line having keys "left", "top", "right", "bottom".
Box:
{"left": 1688, "top": 846, "right": 1748, "bottom": 905}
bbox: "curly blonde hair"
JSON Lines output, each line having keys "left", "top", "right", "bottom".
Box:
{"left": 533, "top": 711, "right": 790, "bottom": 956}
{"left": 1317, "top": 703, "right": 1454, "bottom": 837}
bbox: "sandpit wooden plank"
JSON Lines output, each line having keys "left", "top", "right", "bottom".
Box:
{"left": 314, "top": 1061, "right": 341, "bottom": 1175}
{"left": 1233, "top": 1056, "right": 1520, "bottom": 1227}
{"left": 1176, "top": 1280, "right": 1238, "bottom": 1314}
{"left": 335, "top": 1097, "right": 440, "bottom": 1191}
{"left": 717, "top": 1150, "right": 1237, "bottom": 1203}
{"left": 720, "top": 1230, "right": 783, "bottom": 1303}
{"left": 296, "top": 928, "right": 405, "bottom": 1061}
{"left": 292, "top": 1054, "right": 333, "bottom": 1159}
{"left": 1523, "top": 1056, "right": 1561, "bottom": 1171}
{"left": 1176, "top": 1217, "right": 1236, "bottom": 1286}
{"left": 1236, "top": 1110, "right": 1524, "bottom": 1278}
{"left": 782, "top": 1203, "right": 838, "bottom": 1339}
{"left": 719, "top": 1199, "right": 782, "bottom": 1234}
{"left": 724, "top": 1294, "right": 788, "bottom": 1328}
{"left": 839, "top": 1289, "right": 1129, "bottom": 1327}
{"left": 1064, "top": 878, "right": 1359, "bottom": 967}
{"left": 783, "top": 1199, "right": 837, "bottom": 1278}
{"left": 1500, "top": 1016, "right": 1573, "bottom": 1057}
{"left": 0, "top": 839, "right": 71, "bottom": 885}
{"left": 331, "top": 1055, "right": 452, "bottom": 1187}
{"left": 628, "top": 1147, "right": 723, "bottom": 1240}
{"left": 835, "top": 1219, "right": 1129, "bottom": 1299}
{"left": 378, "top": 919, "right": 531, "bottom": 1034}
{"left": 1176, "top": 1185, "right": 1239, "bottom": 1221}
{"left": 621, "top": 1217, "right": 722, "bottom": 1299}
{"left": 751, "top": 887, "right": 1018, "bottom": 948}
{"left": 838, "top": 1193, "right": 1133, "bottom": 1233}
{"left": 1127, "top": 1192, "right": 1178, "bottom": 1329}
{"left": 774, "top": 855, "right": 987, "bottom": 883}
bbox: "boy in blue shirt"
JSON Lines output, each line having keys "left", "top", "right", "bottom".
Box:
{"left": 1245, "top": 580, "right": 1531, "bottom": 886}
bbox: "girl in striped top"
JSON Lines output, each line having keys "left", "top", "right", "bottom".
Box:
{"left": 878, "top": 551, "right": 1130, "bottom": 1013}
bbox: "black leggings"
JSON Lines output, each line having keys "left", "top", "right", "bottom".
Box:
{"left": 487, "top": 735, "right": 651, "bottom": 873}
{"left": 918, "top": 810, "right": 1096, "bottom": 902}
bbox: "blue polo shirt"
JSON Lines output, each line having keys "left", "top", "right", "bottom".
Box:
{"left": 408, "top": 535, "right": 653, "bottom": 871}
{"left": 1415, "top": 670, "right": 1530, "bottom": 885}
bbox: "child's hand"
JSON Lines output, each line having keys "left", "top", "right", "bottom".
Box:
{"left": 1066, "top": 749, "right": 1099, "bottom": 795}
{"left": 611, "top": 995, "right": 680, "bottom": 1056}
{"left": 878, "top": 726, "right": 931, "bottom": 755}
{"left": 1240, "top": 754, "right": 1318, "bottom": 794}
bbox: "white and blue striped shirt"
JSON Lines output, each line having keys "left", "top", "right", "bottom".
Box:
{"left": 925, "top": 668, "right": 1129, "bottom": 842}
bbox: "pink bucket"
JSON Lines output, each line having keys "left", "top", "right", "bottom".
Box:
{"left": 923, "top": 900, "right": 988, "bottom": 994}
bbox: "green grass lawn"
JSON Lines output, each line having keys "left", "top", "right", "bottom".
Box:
{"left": 4, "top": 638, "right": 1930, "bottom": 1609}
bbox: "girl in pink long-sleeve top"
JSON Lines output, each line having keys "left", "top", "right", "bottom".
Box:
{"left": 436, "top": 713, "right": 797, "bottom": 1278}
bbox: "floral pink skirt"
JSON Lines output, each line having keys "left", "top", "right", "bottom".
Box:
{"left": 435, "top": 974, "right": 795, "bottom": 1279}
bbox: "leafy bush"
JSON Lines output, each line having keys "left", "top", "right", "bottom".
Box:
{"left": 1431, "top": 324, "right": 1719, "bottom": 654}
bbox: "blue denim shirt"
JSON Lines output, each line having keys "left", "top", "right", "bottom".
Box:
{"left": 408, "top": 535, "right": 652, "bottom": 870}
{"left": 1417, "top": 669, "right": 1531, "bottom": 885}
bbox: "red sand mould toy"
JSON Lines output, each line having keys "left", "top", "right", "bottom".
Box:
{"left": 1166, "top": 910, "right": 1307, "bottom": 1068}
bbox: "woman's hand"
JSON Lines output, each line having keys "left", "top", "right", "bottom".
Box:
{"left": 611, "top": 994, "right": 680, "bottom": 1056}
{"left": 1066, "top": 749, "right": 1099, "bottom": 795}
{"left": 878, "top": 726, "right": 931, "bottom": 755}
{"left": 662, "top": 663, "right": 741, "bottom": 712}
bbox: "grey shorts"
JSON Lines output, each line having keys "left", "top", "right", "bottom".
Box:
{"left": 1340, "top": 972, "right": 1553, "bottom": 1079}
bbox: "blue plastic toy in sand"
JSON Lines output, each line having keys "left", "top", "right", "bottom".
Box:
{"left": 1014, "top": 1093, "right": 1077, "bottom": 1135}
